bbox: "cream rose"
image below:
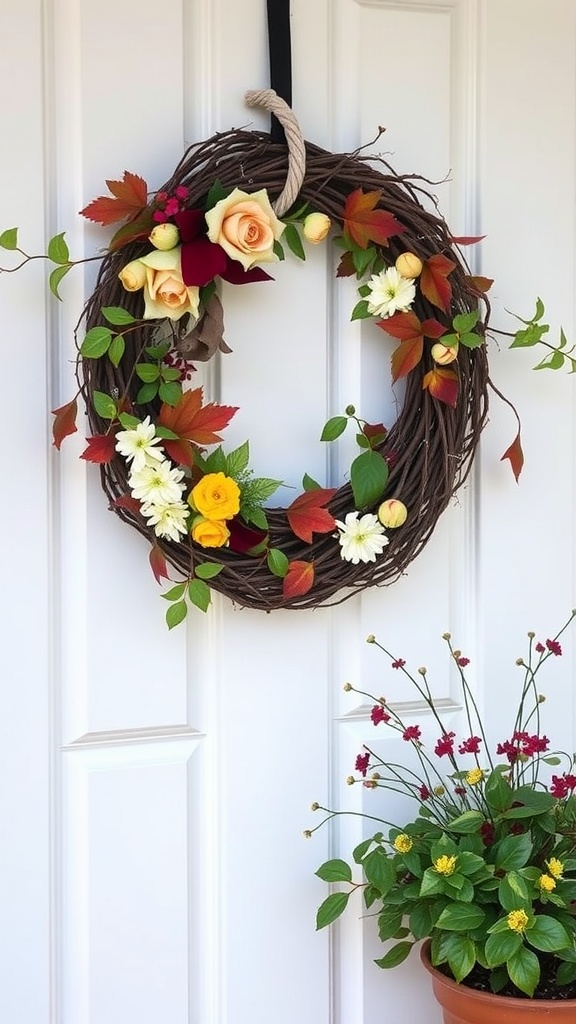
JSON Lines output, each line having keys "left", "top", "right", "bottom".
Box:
{"left": 138, "top": 248, "right": 200, "bottom": 321}
{"left": 149, "top": 222, "right": 180, "bottom": 251}
{"left": 118, "top": 258, "right": 147, "bottom": 292}
{"left": 205, "top": 187, "right": 285, "bottom": 270}
{"left": 303, "top": 212, "right": 331, "bottom": 244}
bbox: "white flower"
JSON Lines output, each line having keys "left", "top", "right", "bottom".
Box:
{"left": 129, "top": 460, "right": 185, "bottom": 506}
{"left": 115, "top": 416, "right": 165, "bottom": 472}
{"left": 366, "top": 266, "right": 416, "bottom": 318}
{"left": 141, "top": 500, "right": 190, "bottom": 542}
{"left": 335, "top": 512, "right": 389, "bottom": 564}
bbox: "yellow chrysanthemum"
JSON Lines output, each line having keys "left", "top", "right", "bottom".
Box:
{"left": 546, "top": 857, "right": 564, "bottom": 879}
{"left": 538, "top": 874, "right": 556, "bottom": 892}
{"left": 465, "top": 768, "right": 484, "bottom": 786}
{"left": 434, "top": 854, "right": 457, "bottom": 876}
{"left": 393, "top": 834, "right": 413, "bottom": 854}
{"left": 507, "top": 909, "right": 529, "bottom": 933}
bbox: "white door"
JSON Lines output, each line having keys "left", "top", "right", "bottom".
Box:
{"left": 1, "top": 1, "right": 575, "bottom": 1022}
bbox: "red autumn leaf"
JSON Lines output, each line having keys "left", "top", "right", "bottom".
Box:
{"left": 342, "top": 189, "right": 404, "bottom": 250}
{"left": 363, "top": 422, "right": 388, "bottom": 443}
{"left": 163, "top": 438, "right": 195, "bottom": 468}
{"left": 283, "top": 560, "right": 315, "bottom": 599}
{"left": 465, "top": 274, "right": 494, "bottom": 295}
{"left": 109, "top": 210, "right": 156, "bottom": 251}
{"left": 501, "top": 431, "right": 524, "bottom": 483}
{"left": 149, "top": 544, "right": 170, "bottom": 584}
{"left": 112, "top": 494, "right": 142, "bottom": 515}
{"left": 420, "top": 254, "right": 457, "bottom": 312}
{"left": 80, "top": 433, "right": 117, "bottom": 464}
{"left": 158, "top": 387, "right": 238, "bottom": 446}
{"left": 447, "top": 234, "right": 486, "bottom": 246}
{"left": 80, "top": 171, "right": 148, "bottom": 226}
{"left": 379, "top": 310, "right": 423, "bottom": 342}
{"left": 286, "top": 488, "right": 338, "bottom": 543}
{"left": 421, "top": 318, "right": 448, "bottom": 340}
{"left": 422, "top": 367, "right": 459, "bottom": 407}
{"left": 391, "top": 337, "right": 424, "bottom": 382}
{"left": 336, "top": 251, "right": 356, "bottom": 277}
{"left": 52, "top": 398, "right": 78, "bottom": 450}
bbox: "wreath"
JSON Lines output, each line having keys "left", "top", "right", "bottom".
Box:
{"left": 4, "top": 91, "right": 566, "bottom": 624}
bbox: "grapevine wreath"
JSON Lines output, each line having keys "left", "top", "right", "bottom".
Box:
{"left": 7, "top": 90, "right": 563, "bottom": 624}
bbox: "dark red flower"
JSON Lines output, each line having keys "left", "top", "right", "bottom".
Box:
{"left": 480, "top": 822, "right": 495, "bottom": 846}
{"left": 454, "top": 786, "right": 467, "bottom": 797}
{"left": 458, "top": 736, "right": 482, "bottom": 755}
{"left": 546, "top": 638, "right": 563, "bottom": 656}
{"left": 391, "top": 658, "right": 406, "bottom": 670}
{"left": 457, "top": 657, "right": 470, "bottom": 667}
{"left": 434, "top": 732, "right": 455, "bottom": 757}
{"left": 550, "top": 773, "right": 576, "bottom": 798}
{"left": 403, "top": 725, "right": 421, "bottom": 742}
{"left": 419, "top": 785, "right": 431, "bottom": 801}
{"left": 535, "top": 642, "right": 545, "bottom": 653}
{"left": 371, "top": 705, "right": 390, "bottom": 726}
{"left": 355, "top": 752, "right": 370, "bottom": 777}
{"left": 509, "top": 822, "right": 525, "bottom": 835}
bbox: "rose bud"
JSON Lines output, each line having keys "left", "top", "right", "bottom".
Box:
{"left": 431, "top": 341, "right": 459, "bottom": 365}
{"left": 303, "top": 212, "right": 331, "bottom": 244}
{"left": 118, "top": 258, "right": 147, "bottom": 291}
{"left": 149, "top": 222, "right": 180, "bottom": 251}
{"left": 395, "top": 251, "right": 423, "bottom": 279}
{"left": 377, "top": 498, "right": 408, "bottom": 528}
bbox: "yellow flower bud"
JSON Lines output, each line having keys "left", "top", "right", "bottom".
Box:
{"left": 465, "top": 768, "right": 484, "bottom": 786}
{"left": 393, "top": 833, "right": 413, "bottom": 854}
{"left": 431, "top": 342, "right": 459, "bottom": 365}
{"left": 366, "top": 634, "right": 376, "bottom": 644}
{"left": 433, "top": 785, "right": 445, "bottom": 796}
{"left": 149, "top": 222, "right": 180, "bottom": 250}
{"left": 395, "top": 251, "right": 423, "bottom": 279}
{"left": 302, "top": 211, "right": 331, "bottom": 243}
{"left": 538, "top": 874, "right": 556, "bottom": 892}
{"left": 377, "top": 498, "right": 408, "bottom": 528}
{"left": 507, "top": 909, "right": 528, "bottom": 933}
{"left": 546, "top": 857, "right": 564, "bottom": 879}
{"left": 433, "top": 854, "right": 457, "bottom": 876}
{"left": 118, "top": 258, "right": 147, "bottom": 292}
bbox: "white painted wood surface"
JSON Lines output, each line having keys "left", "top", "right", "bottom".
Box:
{"left": 0, "top": 1, "right": 574, "bottom": 1022}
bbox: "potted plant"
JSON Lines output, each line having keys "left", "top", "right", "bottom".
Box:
{"left": 309, "top": 611, "right": 576, "bottom": 1020}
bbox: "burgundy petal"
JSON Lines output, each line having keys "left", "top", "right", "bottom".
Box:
{"left": 174, "top": 208, "right": 206, "bottom": 242}
{"left": 181, "top": 237, "right": 228, "bottom": 287}
{"left": 227, "top": 518, "right": 268, "bottom": 554}
{"left": 220, "top": 256, "right": 274, "bottom": 285}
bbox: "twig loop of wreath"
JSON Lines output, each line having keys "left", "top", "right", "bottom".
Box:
{"left": 79, "top": 93, "right": 490, "bottom": 612}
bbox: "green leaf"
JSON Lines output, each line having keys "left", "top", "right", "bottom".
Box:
{"left": 302, "top": 473, "right": 321, "bottom": 491}
{"left": 350, "top": 299, "right": 372, "bottom": 321}
{"left": 534, "top": 350, "right": 565, "bottom": 371}
{"left": 557, "top": 961, "right": 576, "bottom": 985}
{"left": 188, "top": 578, "right": 211, "bottom": 613}
{"left": 92, "top": 390, "right": 117, "bottom": 420}
{"left": 507, "top": 945, "right": 540, "bottom": 997}
{"left": 484, "top": 929, "right": 522, "bottom": 967}
{"left": 226, "top": 440, "right": 250, "bottom": 478}
{"left": 510, "top": 323, "right": 549, "bottom": 348}
{"left": 273, "top": 239, "right": 285, "bottom": 261}
{"left": 527, "top": 915, "right": 571, "bottom": 953}
{"left": 108, "top": 334, "right": 125, "bottom": 367}
{"left": 49, "top": 263, "right": 72, "bottom": 300}
{"left": 158, "top": 380, "right": 182, "bottom": 405}
{"left": 374, "top": 941, "right": 413, "bottom": 969}
{"left": 453, "top": 310, "right": 480, "bottom": 333}
{"left": 166, "top": 600, "right": 187, "bottom": 629}
{"left": 419, "top": 868, "right": 446, "bottom": 899}
{"left": 161, "top": 583, "right": 187, "bottom": 602}
{"left": 435, "top": 903, "right": 485, "bottom": 932}
{"left": 244, "top": 505, "right": 268, "bottom": 531}
{"left": 101, "top": 305, "right": 137, "bottom": 326}
{"left": 494, "top": 832, "right": 532, "bottom": 872}
{"left": 458, "top": 331, "right": 484, "bottom": 349}
{"left": 145, "top": 341, "right": 171, "bottom": 360}
{"left": 136, "top": 363, "right": 161, "bottom": 382}
{"left": 0, "top": 227, "right": 18, "bottom": 249}
{"left": 498, "top": 872, "right": 529, "bottom": 911}
{"left": 240, "top": 476, "right": 282, "bottom": 507}
{"left": 447, "top": 810, "right": 484, "bottom": 834}
{"left": 47, "top": 232, "right": 70, "bottom": 264}
{"left": 283, "top": 222, "right": 305, "bottom": 260}
{"left": 320, "top": 416, "right": 348, "bottom": 442}
{"left": 351, "top": 244, "right": 378, "bottom": 277}
{"left": 195, "top": 563, "right": 224, "bottom": 580}
{"left": 378, "top": 908, "right": 404, "bottom": 941}
{"left": 350, "top": 449, "right": 388, "bottom": 508}
{"left": 267, "top": 548, "right": 289, "bottom": 578}
{"left": 315, "top": 859, "right": 353, "bottom": 883}
{"left": 80, "top": 326, "right": 112, "bottom": 358}
{"left": 205, "top": 178, "right": 230, "bottom": 210}
{"left": 136, "top": 382, "right": 159, "bottom": 404}
{"left": 447, "top": 935, "right": 476, "bottom": 982}
{"left": 363, "top": 849, "right": 396, "bottom": 894}
{"left": 484, "top": 769, "right": 513, "bottom": 812}
{"left": 118, "top": 413, "right": 140, "bottom": 429}
{"left": 316, "top": 892, "right": 350, "bottom": 930}
{"left": 159, "top": 367, "right": 182, "bottom": 382}
{"left": 353, "top": 836, "right": 379, "bottom": 863}
{"left": 409, "top": 902, "right": 435, "bottom": 940}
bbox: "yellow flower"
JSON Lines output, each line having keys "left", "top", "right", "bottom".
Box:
{"left": 118, "top": 258, "right": 147, "bottom": 292}
{"left": 507, "top": 909, "right": 529, "bottom": 933}
{"left": 191, "top": 517, "right": 230, "bottom": 548}
{"left": 190, "top": 472, "right": 241, "bottom": 521}
{"left": 546, "top": 857, "right": 564, "bottom": 879}
{"left": 434, "top": 854, "right": 457, "bottom": 876}
{"left": 393, "top": 834, "right": 413, "bottom": 854}
{"left": 433, "top": 786, "right": 445, "bottom": 797}
{"left": 302, "top": 212, "right": 331, "bottom": 243}
{"left": 465, "top": 768, "right": 484, "bottom": 786}
{"left": 538, "top": 874, "right": 556, "bottom": 892}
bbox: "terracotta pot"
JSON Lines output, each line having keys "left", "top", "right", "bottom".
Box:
{"left": 420, "top": 941, "right": 576, "bottom": 1023}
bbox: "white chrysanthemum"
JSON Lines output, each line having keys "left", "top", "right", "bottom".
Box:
{"left": 129, "top": 460, "right": 185, "bottom": 506}
{"left": 115, "top": 416, "right": 165, "bottom": 472}
{"left": 366, "top": 266, "right": 416, "bottom": 318}
{"left": 335, "top": 512, "right": 389, "bottom": 564}
{"left": 141, "top": 500, "right": 190, "bottom": 542}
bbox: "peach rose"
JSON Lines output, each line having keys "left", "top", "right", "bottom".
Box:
{"left": 138, "top": 248, "right": 200, "bottom": 321}
{"left": 190, "top": 472, "right": 240, "bottom": 521}
{"left": 191, "top": 517, "right": 230, "bottom": 548}
{"left": 205, "top": 187, "right": 285, "bottom": 270}
{"left": 431, "top": 341, "right": 459, "bottom": 365}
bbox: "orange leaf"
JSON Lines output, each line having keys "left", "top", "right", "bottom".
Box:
{"left": 163, "top": 438, "right": 195, "bottom": 468}
{"left": 286, "top": 488, "right": 338, "bottom": 543}
{"left": 109, "top": 211, "right": 155, "bottom": 251}
{"left": 465, "top": 274, "right": 494, "bottom": 295}
{"left": 111, "top": 494, "right": 142, "bottom": 515}
{"left": 80, "top": 171, "right": 148, "bottom": 226}
{"left": 421, "top": 318, "right": 448, "bottom": 340}
{"left": 336, "top": 251, "right": 356, "bottom": 277}
{"left": 158, "top": 387, "right": 238, "bottom": 446}
{"left": 342, "top": 189, "right": 403, "bottom": 249}
{"left": 379, "top": 310, "right": 423, "bottom": 341}
{"left": 422, "top": 367, "right": 459, "bottom": 407}
{"left": 149, "top": 544, "right": 170, "bottom": 584}
{"left": 501, "top": 431, "right": 524, "bottom": 483}
{"left": 283, "top": 560, "right": 315, "bottom": 599}
{"left": 80, "top": 433, "right": 116, "bottom": 464}
{"left": 448, "top": 234, "right": 486, "bottom": 246}
{"left": 420, "top": 254, "right": 456, "bottom": 312}
{"left": 52, "top": 398, "right": 78, "bottom": 449}
{"left": 391, "top": 336, "right": 424, "bottom": 382}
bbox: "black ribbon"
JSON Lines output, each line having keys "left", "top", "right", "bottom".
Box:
{"left": 266, "top": 0, "right": 292, "bottom": 143}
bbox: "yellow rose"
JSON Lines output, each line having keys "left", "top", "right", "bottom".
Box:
{"left": 205, "top": 187, "right": 285, "bottom": 270}
{"left": 190, "top": 472, "right": 241, "bottom": 521}
{"left": 118, "top": 258, "right": 147, "bottom": 292}
{"left": 191, "top": 517, "right": 230, "bottom": 548}
{"left": 303, "top": 212, "right": 331, "bottom": 244}
{"left": 138, "top": 247, "right": 200, "bottom": 321}
{"left": 377, "top": 498, "right": 408, "bottom": 528}
{"left": 149, "top": 222, "right": 180, "bottom": 251}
